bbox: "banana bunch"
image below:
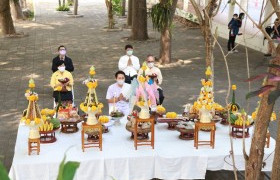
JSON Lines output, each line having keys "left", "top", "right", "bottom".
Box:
{"left": 166, "top": 112, "right": 177, "bottom": 119}
{"left": 98, "top": 115, "right": 109, "bottom": 124}
{"left": 156, "top": 105, "right": 166, "bottom": 114}
{"left": 234, "top": 116, "right": 250, "bottom": 126}
{"left": 39, "top": 122, "right": 54, "bottom": 132}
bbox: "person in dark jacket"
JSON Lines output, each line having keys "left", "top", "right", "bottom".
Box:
{"left": 52, "top": 45, "right": 74, "bottom": 72}
{"left": 265, "top": 18, "right": 280, "bottom": 56}
{"left": 227, "top": 14, "right": 239, "bottom": 53}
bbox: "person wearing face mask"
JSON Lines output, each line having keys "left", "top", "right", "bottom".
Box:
{"left": 118, "top": 44, "right": 140, "bottom": 84}
{"left": 227, "top": 14, "right": 239, "bottom": 53}
{"left": 138, "top": 55, "right": 164, "bottom": 105}
{"left": 50, "top": 61, "right": 74, "bottom": 103}
{"left": 52, "top": 45, "right": 74, "bottom": 72}
{"left": 106, "top": 71, "right": 131, "bottom": 115}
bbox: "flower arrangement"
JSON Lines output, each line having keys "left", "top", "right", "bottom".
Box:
{"left": 156, "top": 105, "right": 166, "bottom": 115}
{"left": 21, "top": 79, "right": 43, "bottom": 139}
{"left": 80, "top": 66, "right": 104, "bottom": 125}
{"left": 251, "top": 101, "right": 277, "bottom": 121}
{"left": 166, "top": 112, "right": 177, "bottom": 118}
{"left": 98, "top": 115, "right": 110, "bottom": 124}
{"left": 136, "top": 63, "right": 157, "bottom": 119}
{"left": 191, "top": 66, "right": 223, "bottom": 114}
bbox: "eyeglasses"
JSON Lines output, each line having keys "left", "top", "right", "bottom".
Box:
{"left": 147, "top": 61, "right": 154, "bottom": 63}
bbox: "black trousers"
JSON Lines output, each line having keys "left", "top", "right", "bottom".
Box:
{"left": 228, "top": 34, "right": 236, "bottom": 51}
{"left": 157, "top": 88, "right": 164, "bottom": 105}
{"left": 125, "top": 75, "right": 137, "bottom": 84}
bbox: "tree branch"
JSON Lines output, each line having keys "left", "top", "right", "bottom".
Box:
{"left": 189, "top": 0, "right": 204, "bottom": 25}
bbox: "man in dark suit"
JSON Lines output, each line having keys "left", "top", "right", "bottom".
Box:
{"left": 52, "top": 45, "right": 74, "bottom": 72}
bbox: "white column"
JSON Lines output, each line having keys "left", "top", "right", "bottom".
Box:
{"left": 183, "top": 0, "right": 189, "bottom": 11}
{"left": 228, "top": 1, "right": 235, "bottom": 22}
{"left": 263, "top": 0, "right": 274, "bottom": 27}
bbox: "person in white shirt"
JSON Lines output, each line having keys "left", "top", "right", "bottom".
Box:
{"left": 106, "top": 71, "right": 131, "bottom": 115}
{"left": 138, "top": 55, "right": 164, "bottom": 105}
{"left": 118, "top": 44, "right": 140, "bottom": 84}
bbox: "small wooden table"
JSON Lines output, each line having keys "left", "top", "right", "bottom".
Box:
{"left": 134, "top": 117, "right": 155, "bottom": 150}
{"left": 61, "top": 120, "right": 81, "bottom": 133}
{"left": 194, "top": 121, "right": 216, "bottom": 149}
{"left": 81, "top": 123, "right": 102, "bottom": 152}
{"left": 156, "top": 117, "right": 184, "bottom": 130}
{"left": 28, "top": 138, "right": 40, "bottom": 155}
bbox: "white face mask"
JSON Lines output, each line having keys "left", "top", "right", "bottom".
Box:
{"left": 126, "top": 50, "right": 133, "bottom": 56}
{"left": 59, "top": 50, "right": 66, "bottom": 55}
{"left": 148, "top": 62, "right": 154, "bottom": 68}
{"left": 58, "top": 66, "right": 65, "bottom": 72}
{"left": 117, "top": 79, "right": 125, "bottom": 85}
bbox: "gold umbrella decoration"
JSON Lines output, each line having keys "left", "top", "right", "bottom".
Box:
{"left": 80, "top": 66, "right": 104, "bottom": 125}
{"left": 21, "top": 79, "right": 43, "bottom": 139}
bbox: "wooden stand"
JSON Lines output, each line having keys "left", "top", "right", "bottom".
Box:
{"left": 81, "top": 123, "right": 102, "bottom": 152}
{"left": 266, "top": 132, "right": 270, "bottom": 148}
{"left": 39, "top": 130, "right": 57, "bottom": 143}
{"left": 231, "top": 124, "right": 252, "bottom": 138}
{"left": 61, "top": 121, "right": 80, "bottom": 133}
{"left": 194, "top": 121, "right": 216, "bottom": 149}
{"left": 28, "top": 138, "right": 40, "bottom": 155}
{"left": 134, "top": 117, "right": 155, "bottom": 150}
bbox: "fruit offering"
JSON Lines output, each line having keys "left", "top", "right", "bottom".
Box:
{"left": 49, "top": 118, "right": 60, "bottom": 129}
{"left": 41, "top": 108, "right": 56, "bottom": 116}
{"left": 98, "top": 116, "right": 110, "bottom": 124}
{"left": 156, "top": 105, "right": 166, "bottom": 114}
{"left": 110, "top": 110, "right": 124, "bottom": 118}
{"left": 166, "top": 112, "right": 177, "bottom": 119}
{"left": 39, "top": 122, "right": 54, "bottom": 132}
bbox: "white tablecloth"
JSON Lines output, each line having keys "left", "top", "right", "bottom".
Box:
{"left": 9, "top": 118, "right": 275, "bottom": 180}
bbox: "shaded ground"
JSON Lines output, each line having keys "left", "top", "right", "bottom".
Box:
{"left": 0, "top": 0, "right": 277, "bottom": 179}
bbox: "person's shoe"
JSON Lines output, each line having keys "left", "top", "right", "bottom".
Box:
{"left": 264, "top": 53, "right": 272, "bottom": 57}
{"left": 233, "top": 49, "right": 239, "bottom": 53}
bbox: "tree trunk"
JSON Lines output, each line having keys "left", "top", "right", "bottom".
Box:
{"left": 0, "top": 0, "right": 16, "bottom": 35}
{"left": 204, "top": 25, "right": 212, "bottom": 67}
{"left": 122, "top": 0, "right": 126, "bottom": 16}
{"left": 59, "top": 0, "right": 61, "bottom": 7}
{"left": 10, "top": 0, "right": 24, "bottom": 20}
{"left": 131, "top": 0, "right": 148, "bottom": 40}
{"left": 19, "top": 0, "right": 26, "bottom": 8}
{"left": 106, "top": 0, "right": 114, "bottom": 29}
{"left": 159, "top": 28, "right": 171, "bottom": 64}
{"left": 73, "top": 0, "right": 78, "bottom": 15}
{"left": 127, "top": 0, "right": 133, "bottom": 27}
{"left": 63, "top": 0, "right": 65, "bottom": 6}
{"left": 271, "top": 116, "right": 280, "bottom": 180}
{"left": 159, "top": 0, "right": 178, "bottom": 64}
{"left": 245, "top": 47, "right": 280, "bottom": 179}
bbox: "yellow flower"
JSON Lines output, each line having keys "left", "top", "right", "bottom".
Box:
{"left": 91, "top": 105, "right": 97, "bottom": 112}
{"left": 42, "top": 115, "right": 47, "bottom": 122}
{"left": 201, "top": 79, "right": 206, "bottom": 86}
{"left": 28, "top": 95, "right": 37, "bottom": 101}
{"left": 232, "top": 85, "right": 237, "bottom": 91}
{"left": 98, "top": 115, "right": 109, "bottom": 124}
{"left": 156, "top": 105, "right": 166, "bottom": 114}
{"left": 29, "top": 83, "right": 35, "bottom": 88}
{"left": 138, "top": 75, "right": 146, "bottom": 83}
{"left": 98, "top": 103, "right": 104, "bottom": 109}
{"left": 141, "top": 63, "right": 148, "bottom": 71}
{"left": 56, "top": 86, "right": 63, "bottom": 91}
{"left": 206, "top": 104, "right": 212, "bottom": 110}
{"left": 137, "top": 101, "right": 145, "bottom": 107}
{"left": 166, "top": 112, "right": 177, "bottom": 118}
{"left": 205, "top": 80, "right": 212, "bottom": 87}
{"left": 89, "top": 70, "right": 96, "bottom": 76}
{"left": 205, "top": 66, "right": 212, "bottom": 76}
{"left": 41, "top": 109, "right": 46, "bottom": 115}
{"left": 21, "top": 117, "right": 26, "bottom": 123}
{"left": 25, "top": 119, "right": 31, "bottom": 125}
{"left": 252, "top": 111, "right": 257, "bottom": 120}
{"left": 86, "top": 81, "right": 98, "bottom": 89}
{"left": 26, "top": 89, "right": 31, "bottom": 93}
{"left": 271, "top": 112, "right": 277, "bottom": 121}
{"left": 35, "top": 118, "right": 41, "bottom": 125}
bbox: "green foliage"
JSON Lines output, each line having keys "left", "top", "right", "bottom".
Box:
{"left": 57, "top": 154, "right": 80, "bottom": 180}
{"left": 151, "top": 2, "right": 173, "bottom": 32}
{"left": 56, "top": 6, "right": 70, "bottom": 11}
{"left": 112, "top": 0, "right": 122, "bottom": 16}
{"left": 27, "top": 11, "right": 35, "bottom": 20}
{"left": 0, "top": 161, "right": 10, "bottom": 180}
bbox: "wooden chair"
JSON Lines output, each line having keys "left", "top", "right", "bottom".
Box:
{"left": 81, "top": 123, "right": 102, "bottom": 152}
{"left": 194, "top": 121, "right": 216, "bottom": 149}
{"left": 134, "top": 117, "right": 155, "bottom": 150}
{"left": 266, "top": 131, "right": 270, "bottom": 148}
{"left": 28, "top": 138, "right": 40, "bottom": 155}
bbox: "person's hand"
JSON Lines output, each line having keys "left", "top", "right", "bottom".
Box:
{"left": 119, "top": 93, "right": 124, "bottom": 101}
{"left": 127, "top": 59, "right": 132, "bottom": 66}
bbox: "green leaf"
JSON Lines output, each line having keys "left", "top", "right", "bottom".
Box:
{"left": 268, "top": 89, "right": 280, "bottom": 104}
{"left": 0, "top": 161, "right": 10, "bottom": 180}
{"left": 62, "top": 161, "right": 80, "bottom": 180}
